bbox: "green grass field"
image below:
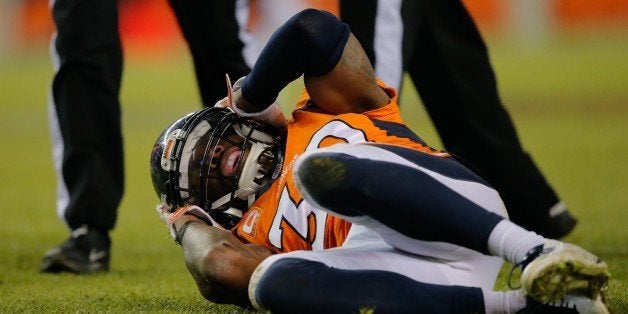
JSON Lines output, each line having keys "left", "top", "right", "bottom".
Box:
{"left": 1, "top": 32, "right": 627, "bottom": 312}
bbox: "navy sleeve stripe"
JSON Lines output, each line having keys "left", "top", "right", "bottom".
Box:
{"left": 367, "top": 143, "right": 490, "bottom": 186}
{"left": 369, "top": 118, "right": 428, "bottom": 146}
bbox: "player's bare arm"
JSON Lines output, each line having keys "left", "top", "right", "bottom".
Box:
{"left": 305, "top": 33, "right": 390, "bottom": 114}
{"left": 171, "top": 215, "right": 272, "bottom": 308}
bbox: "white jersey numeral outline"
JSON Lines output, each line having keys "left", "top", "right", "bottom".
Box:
{"left": 267, "top": 120, "right": 368, "bottom": 251}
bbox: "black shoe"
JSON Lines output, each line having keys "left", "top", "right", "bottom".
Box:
{"left": 533, "top": 203, "right": 578, "bottom": 239}
{"left": 539, "top": 211, "right": 578, "bottom": 239}
{"left": 41, "top": 225, "right": 111, "bottom": 274}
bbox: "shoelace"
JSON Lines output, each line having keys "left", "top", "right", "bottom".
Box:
{"left": 508, "top": 259, "right": 526, "bottom": 289}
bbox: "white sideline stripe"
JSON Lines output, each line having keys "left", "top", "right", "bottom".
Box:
{"left": 48, "top": 30, "right": 70, "bottom": 227}
{"left": 374, "top": 0, "right": 403, "bottom": 91}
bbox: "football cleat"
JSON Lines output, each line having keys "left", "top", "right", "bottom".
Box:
{"left": 518, "top": 294, "right": 609, "bottom": 314}
{"left": 41, "top": 225, "right": 111, "bottom": 274}
{"left": 520, "top": 242, "right": 610, "bottom": 303}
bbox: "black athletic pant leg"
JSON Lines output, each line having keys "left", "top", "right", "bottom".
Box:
{"left": 338, "top": 0, "right": 378, "bottom": 65}
{"left": 168, "top": 0, "right": 251, "bottom": 107}
{"left": 50, "top": 0, "right": 123, "bottom": 232}
{"left": 340, "top": 0, "right": 564, "bottom": 232}
{"left": 402, "top": 0, "right": 561, "bottom": 230}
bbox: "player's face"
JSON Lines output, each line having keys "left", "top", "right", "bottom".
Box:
{"left": 188, "top": 133, "right": 252, "bottom": 205}
{"left": 209, "top": 134, "right": 250, "bottom": 178}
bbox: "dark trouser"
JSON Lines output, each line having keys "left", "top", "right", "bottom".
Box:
{"left": 340, "top": 0, "right": 562, "bottom": 232}
{"left": 50, "top": 0, "right": 123, "bottom": 232}
{"left": 167, "top": 0, "right": 251, "bottom": 106}
{"left": 49, "top": 0, "right": 252, "bottom": 232}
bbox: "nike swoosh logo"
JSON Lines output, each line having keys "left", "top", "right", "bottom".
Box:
{"left": 89, "top": 249, "right": 107, "bottom": 262}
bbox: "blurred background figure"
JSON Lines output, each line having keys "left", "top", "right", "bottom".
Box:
{"left": 41, "top": 0, "right": 123, "bottom": 273}
{"left": 4, "top": 0, "right": 627, "bottom": 69}
{"left": 38, "top": 0, "right": 256, "bottom": 274}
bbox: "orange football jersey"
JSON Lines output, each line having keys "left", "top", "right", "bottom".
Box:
{"left": 234, "top": 80, "right": 448, "bottom": 254}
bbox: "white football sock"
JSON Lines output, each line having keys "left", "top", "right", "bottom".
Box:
{"left": 487, "top": 220, "right": 546, "bottom": 265}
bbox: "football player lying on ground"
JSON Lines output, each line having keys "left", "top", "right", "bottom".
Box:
{"left": 150, "top": 9, "right": 610, "bottom": 314}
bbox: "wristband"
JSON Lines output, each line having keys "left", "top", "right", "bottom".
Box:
{"left": 174, "top": 220, "right": 199, "bottom": 245}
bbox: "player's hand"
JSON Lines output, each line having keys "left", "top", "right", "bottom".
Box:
{"left": 214, "top": 75, "right": 287, "bottom": 129}
{"left": 156, "top": 204, "right": 227, "bottom": 240}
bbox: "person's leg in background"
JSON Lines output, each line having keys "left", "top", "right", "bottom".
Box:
{"left": 43, "top": 0, "right": 123, "bottom": 273}
{"left": 168, "top": 0, "right": 253, "bottom": 107}
{"left": 339, "top": 0, "right": 404, "bottom": 90}
{"left": 401, "top": 0, "right": 576, "bottom": 237}
{"left": 339, "top": 0, "right": 577, "bottom": 238}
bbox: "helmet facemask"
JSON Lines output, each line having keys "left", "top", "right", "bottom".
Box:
{"left": 152, "top": 108, "right": 282, "bottom": 228}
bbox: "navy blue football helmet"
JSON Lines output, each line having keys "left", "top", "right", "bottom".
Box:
{"left": 150, "top": 107, "right": 283, "bottom": 228}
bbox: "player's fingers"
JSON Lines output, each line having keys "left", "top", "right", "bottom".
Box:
{"left": 214, "top": 97, "right": 230, "bottom": 108}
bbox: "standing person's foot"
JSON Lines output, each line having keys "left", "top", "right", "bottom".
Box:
{"left": 41, "top": 225, "right": 110, "bottom": 273}
{"left": 534, "top": 203, "right": 578, "bottom": 239}
{"left": 520, "top": 241, "right": 610, "bottom": 303}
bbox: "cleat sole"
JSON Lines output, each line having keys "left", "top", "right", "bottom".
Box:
{"left": 522, "top": 245, "right": 610, "bottom": 303}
